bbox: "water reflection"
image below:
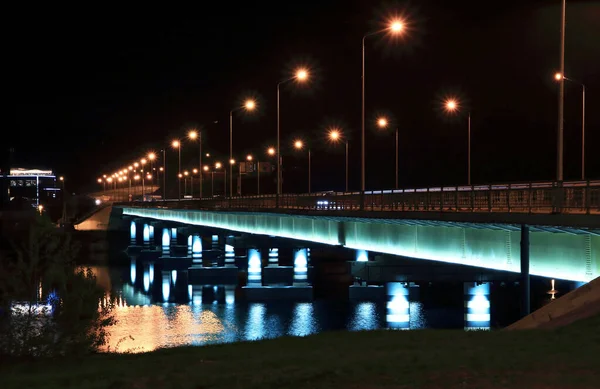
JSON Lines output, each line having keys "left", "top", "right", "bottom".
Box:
{"left": 88, "top": 264, "right": 524, "bottom": 353}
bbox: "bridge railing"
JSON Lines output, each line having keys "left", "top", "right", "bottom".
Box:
{"left": 126, "top": 180, "right": 599, "bottom": 215}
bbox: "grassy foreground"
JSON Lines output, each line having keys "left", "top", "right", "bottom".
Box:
{"left": 3, "top": 315, "right": 600, "bottom": 389}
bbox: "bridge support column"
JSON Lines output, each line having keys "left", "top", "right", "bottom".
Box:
{"left": 293, "top": 248, "right": 308, "bottom": 285}
{"left": 464, "top": 282, "right": 490, "bottom": 330}
{"left": 356, "top": 249, "right": 369, "bottom": 262}
{"left": 225, "top": 243, "right": 235, "bottom": 267}
{"left": 247, "top": 248, "right": 262, "bottom": 286}
{"left": 520, "top": 224, "right": 530, "bottom": 317}
{"left": 192, "top": 234, "right": 202, "bottom": 265}
{"left": 149, "top": 225, "right": 154, "bottom": 241}
{"left": 161, "top": 228, "right": 171, "bottom": 256}
{"left": 268, "top": 248, "right": 279, "bottom": 266}
{"left": 142, "top": 223, "right": 150, "bottom": 247}
{"left": 187, "top": 235, "right": 193, "bottom": 257}
{"left": 170, "top": 227, "right": 177, "bottom": 246}
{"left": 129, "top": 221, "right": 137, "bottom": 245}
{"left": 211, "top": 234, "right": 219, "bottom": 250}
{"left": 386, "top": 282, "right": 409, "bottom": 329}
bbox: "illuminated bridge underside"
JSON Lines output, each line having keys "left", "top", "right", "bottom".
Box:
{"left": 122, "top": 207, "right": 599, "bottom": 283}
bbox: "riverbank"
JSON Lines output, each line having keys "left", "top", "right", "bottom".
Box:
{"left": 3, "top": 314, "right": 599, "bottom": 389}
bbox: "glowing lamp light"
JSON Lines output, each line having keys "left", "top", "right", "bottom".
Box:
{"left": 390, "top": 20, "right": 404, "bottom": 32}
{"left": 267, "top": 147, "right": 276, "bottom": 156}
{"left": 445, "top": 99, "right": 458, "bottom": 112}
{"left": 97, "top": 178, "right": 102, "bottom": 183}
{"left": 229, "top": 159, "right": 236, "bottom": 165}
{"left": 203, "top": 165, "right": 209, "bottom": 171}
{"left": 172, "top": 140, "right": 180, "bottom": 148}
{"left": 377, "top": 117, "right": 388, "bottom": 128}
{"left": 215, "top": 162, "right": 222, "bottom": 169}
{"left": 244, "top": 99, "right": 256, "bottom": 110}
{"left": 192, "top": 168, "right": 198, "bottom": 174}
{"left": 246, "top": 155, "right": 253, "bottom": 161}
{"left": 554, "top": 72, "right": 563, "bottom": 81}
{"left": 296, "top": 68, "right": 308, "bottom": 81}
{"left": 329, "top": 129, "right": 341, "bottom": 141}
{"left": 294, "top": 140, "right": 304, "bottom": 149}
{"left": 188, "top": 130, "right": 198, "bottom": 140}
{"left": 148, "top": 152, "right": 156, "bottom": 160}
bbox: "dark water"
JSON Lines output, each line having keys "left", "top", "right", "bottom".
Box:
{"left": 90, "top": 263, "right": 566, "bottom": 353}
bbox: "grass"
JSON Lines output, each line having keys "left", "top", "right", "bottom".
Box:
{"left": 2, "top": 314, "right": 600, "bottom": 389}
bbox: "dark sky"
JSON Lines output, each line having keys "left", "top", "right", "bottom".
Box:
{"left": 8, "top": 1, "right": 600, "bottom": 193}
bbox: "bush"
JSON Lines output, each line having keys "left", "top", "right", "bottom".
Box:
{"left": 0, "top": 214, "right": 115, "bottom": 359}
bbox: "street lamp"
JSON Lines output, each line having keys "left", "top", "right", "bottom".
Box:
{"left": 230, "top": 99, "right": 257, "bottom": 197}
{"left": 277, "top": 68, "right": 310, "bottom": 201}
{"left": 557, "top": 0, "right": 566, "bottom": 182}
{"left": 172, "top": 140, "right": 181, "bottom": 200}
{"left": 362, "top": 19, "right": 406, "bottom": 199}
{"left": 555, "top": 73, "right": 586, "bottom": 180}
{"left": 294, "top": 139, "right": 311, "bottom": 193}
{"left": 377, "top": 116, "right": 399, "bottom": 189}
{"left": 328, "top": 128, "right": 349, "bottom": 192}
{"left": 214, "top": 162, "right": 225, "bottom": 196}
{"left": 443, "top": 98, "right": 472, "bottom": 186}
{"left": 148, "top": 152, "right": 156, "bottom": 192}
{"left": 188, "top": 130, "right": 203, "bottom": 198}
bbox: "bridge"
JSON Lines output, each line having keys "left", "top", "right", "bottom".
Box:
{"left": 116, "top": 180, "right": 600, "bottom": 284}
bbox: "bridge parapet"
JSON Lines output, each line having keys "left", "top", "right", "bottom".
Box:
{"left": 118, "top": 180, "right": 600, "bottom": 228}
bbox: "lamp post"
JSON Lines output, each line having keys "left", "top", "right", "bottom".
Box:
{"left": 443, "top": 98, "right": 472, "bottom": 186}
{"left": 203, "top": 165, "right": 211, "bottom": 197}
{"left": 362, "top": 19, "right": 405, "bottom": 197}
{"left": 59, "top": 176, "right": 66, "bottom": 222}
{"left": 557, "top": 0, "right": 566, "bottom": 181}
{"left": 188, "top": 130, "right": 203, "bottom": 199}
{"left": 376, "top": 117, "right": 399, "bottom": 189}
{"left": 172, "top": 140, "right": 181, "bottom": 200}
{"left": 214, "top": 162, "right": 223, "bottom": 197}
{"left": 268, "top": 147, "right": 277, "bottom": 192}
{"left": 192, "top": 168, "right": 198, "bottom": 198}
{"left": 229, "top": 99, "right": 257, "bottom": 198}
{"left": 328, "top": 129, "right": 349, "bottom": 192}
{"left": 294, "top": 140, "right": 311, "bottom": 193}
{"left": 161, "top": 149, "right": 166, "bottom": 200}
{"left": 555, "top": 73, "right": 586, "bottom": 180}
{"left": 244, "top": 154, "right": 253, "bottom": 196}
{"left": 277, "top": 69, "right": 309, "bottom": 201}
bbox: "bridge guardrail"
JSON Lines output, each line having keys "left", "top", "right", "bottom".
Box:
{"left": 119, "top": 180, "right": 600, "bottom": 215}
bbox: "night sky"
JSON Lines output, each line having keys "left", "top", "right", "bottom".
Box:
{"left": 8, "top": 1, "right": 600, "bottom": 193}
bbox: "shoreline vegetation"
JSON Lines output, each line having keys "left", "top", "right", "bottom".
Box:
{"left": 3, "top": 313, "right": 599, "bottom": 389}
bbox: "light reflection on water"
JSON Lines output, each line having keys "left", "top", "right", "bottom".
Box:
{"left": 90, "top": 265, "right": 508, "bottom": 353}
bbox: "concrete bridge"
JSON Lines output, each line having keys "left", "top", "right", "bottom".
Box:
{"left": 116, "top": 180, "right": 600, "bottom": 284}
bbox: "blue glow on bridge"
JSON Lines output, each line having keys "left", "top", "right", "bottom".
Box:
{"left": 122, "top": 207, "right": 598, "bottom": 282}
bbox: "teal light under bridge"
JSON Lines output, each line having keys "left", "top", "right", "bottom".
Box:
{"left": 121, "top": 208, "right": 599, "bottom": 282}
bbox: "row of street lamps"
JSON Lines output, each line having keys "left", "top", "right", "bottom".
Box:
{"left": 99, "top": 10, "right": 585, "bottom": 199}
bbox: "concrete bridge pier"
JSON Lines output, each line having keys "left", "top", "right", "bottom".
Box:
{"left": 192, "top": 234, "right": 203, "bottom": 265}
{"left": 464, "top": 282, "right": 491, "bottom": 330}
{"left": 386, "top": 282, "right": 410, "bottom": 329}
{"left": 161, "top": 228, "right": 171, "bottom": 256}
{"left": 129, "top": 220, "right": 137, "bottom": 245}
{"left": 224, "top": 242, "right": 235, "bottom": 266}
{"left": 247, "top": 248, "right": 262, "bottom": 286}
{"left": 142, "top": 223, "right": 151, "bottom": 247}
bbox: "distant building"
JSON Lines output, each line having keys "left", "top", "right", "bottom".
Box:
{"left": 0, "top": 167, "right": 62, "bottom": 209}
